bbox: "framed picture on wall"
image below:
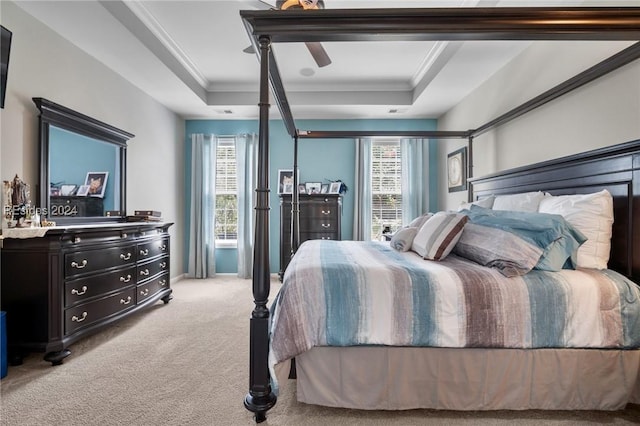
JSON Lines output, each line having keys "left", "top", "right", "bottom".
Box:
{"left": 447, "top": 147, "right": 467, "bottom": 193}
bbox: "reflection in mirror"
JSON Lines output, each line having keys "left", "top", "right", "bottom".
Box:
{"left": 49, "top": 126, "right": 120, "bottom": 217}
{"left": 34, "top": 98, "right": 133, "bottom": 225}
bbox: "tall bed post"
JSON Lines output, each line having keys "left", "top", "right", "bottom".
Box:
{"left": 467, "top": 135, "right": 474, "bottom": 203}
{"left": 244, "top": 35, "right": 277, "bottom": 423}
{"left": 291, "top": 134, "right": 300, "bottom": 253}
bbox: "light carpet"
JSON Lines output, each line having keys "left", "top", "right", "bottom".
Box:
{"left": 1, "top": 276, "right": 639, "bottom": 425}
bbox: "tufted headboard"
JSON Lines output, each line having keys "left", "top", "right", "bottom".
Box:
{"left": 470, "top": 139, "right": 640, "bottom": 283}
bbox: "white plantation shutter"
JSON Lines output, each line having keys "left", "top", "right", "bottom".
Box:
{"left": 215, "top": 137, "right": 238, "bottom": 242}
{"left": 370, "top": 139, "right": 402, "bottom": 240}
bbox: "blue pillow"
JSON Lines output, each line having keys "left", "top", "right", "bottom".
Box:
{"left": 461, "top": 205, "right": 587, "bottom": 271}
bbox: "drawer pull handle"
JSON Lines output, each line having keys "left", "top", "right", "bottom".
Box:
{"left": 159, "top": 262, "right": 167, "bottom": 269}
{"left": 120, "top": 275, "right": 132, "bottom": 283}
{"left": 140, "top": 289, "right": 149, "bottom": 297}
{"left": 121, "top": 233, "right": 128, "bottom": 239}
{"left": 71, "top": 286, "right": 88, "bottom": 296}
{"left": 159, "top": 279, "right": 167, "bottom": 287}
{"left": 321, "top": 223, "right": 331, "bottom": 228}
{"left": 321, "top": 237, "right": 332, "bottom": 240}
{"left": 71, "top": 259, "right": 88, "bottom": 269}
{"left": 72, "top": 312, "right": 88, "bottom": 323}
{"left": 120, "top": 252, "right": 132, "bottom": 261}
{"left": 120, "top": 296, "right": 132, "bottom": 305}
{"left": 322, "top": 210, "right": 331, "bottom": 215}
{"left": 160, "top": 244, "right": 167, "bottom": 251}
{"left": 140, "top": 269, "right": 150, "bottom": 276}
{"left": 140, "top": 249, "right": 149, "bottom": 256}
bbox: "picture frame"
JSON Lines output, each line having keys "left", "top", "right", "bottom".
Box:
{"left": 298, "top": 184, "right": 307, "bottom": 194}
{"left": 328, "top": 181, "right": 341, "bottom": 194}
{"left": 76, "top": 185, "right": 90, "bottom": 197}
{"left": 305, "top": 182, "right": 322, "bottom": 195}
{"left": 59, "top": 184, "right": 77, "bottom": 196}
{"left": 277, "top": 169, "right": 298, "bottom": 194}
{"left": 447, "top": 147, "right": 467, "bottom": 193}
{"left": 320, "top": 183, "right": 329, "bottom": 194}
{"left": 84, "top": 171, "right": 108, "bottom": 198}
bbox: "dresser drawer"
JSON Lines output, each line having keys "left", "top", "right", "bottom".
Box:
{"left": 299, "top": 217, "right": 337, "bottom": 232}
{"left": 137, "top": 273, "right": 170, "bottom": 304}
{"left": 64, "top": 287, "right": 136, "bottom": 335}
{"left": 302, "top": 203, "right": 338, "bottom": 219}
{"left": 137, "top": 238, "right": 169, "bottom": 262}
{"left": 138, "top": 256, "right": 169, "bottom": 282}
{"left": 65, "top": 244, "right": 136, "bottom": 278}
{"left": 300, "top": 232, "right": 338, "bottom": 241}
{"left": 65, "top": 266, "right": 136, "bottom": 308}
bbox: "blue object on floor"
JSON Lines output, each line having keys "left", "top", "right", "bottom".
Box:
{"left": 1, "top": 311, "right": 7, "bottom": 379}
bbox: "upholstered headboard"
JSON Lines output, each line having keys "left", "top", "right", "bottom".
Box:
{"left": 470, "top": 139, "right": 640, "bottom": 283}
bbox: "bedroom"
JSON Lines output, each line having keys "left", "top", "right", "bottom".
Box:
{"left": 1, "top": 0, "right": 639, "bottom": 423}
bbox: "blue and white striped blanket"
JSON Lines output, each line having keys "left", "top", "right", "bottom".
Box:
{"left": 269, "top": 240, "right": 640, "bottom": 371}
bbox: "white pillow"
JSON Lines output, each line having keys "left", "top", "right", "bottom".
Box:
{"left": 492, "top": 191, "right": 546, "bottom": 212}
{"left": 538, "top": 190, "right": 613, "bottom": 269}
{"left": 411, "top": 212, "right": 468, "bottom": 261}
{"left": 458, "top": 195, "right": 495, "bottom": 212}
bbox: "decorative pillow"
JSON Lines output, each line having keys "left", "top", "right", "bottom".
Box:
{"left": 538, "top": 190, "right": 614, "bottom": 269}
{"left": 453, "top": 223, "right": 543, "bottom": 277}
{"left": 407, "top": 213, "right": 434, "bottom": 229}
{"left": 461, "top": 205, "right": 586, "bottom": 271}
{"left": 411, "top": 212, "right": 468, "bottom": 261}
{"left": 390, "top": 227, "right": 419, "bottom": 252}
{"left": 458, "top": 195, "right": 495, "bottom": 212}
{"left": 492, "top": 191, "right": 546, "bottom": 212}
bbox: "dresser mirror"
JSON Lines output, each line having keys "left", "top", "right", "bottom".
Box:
{"left": 35, "top": 97, "right": 134, "bottom": 224}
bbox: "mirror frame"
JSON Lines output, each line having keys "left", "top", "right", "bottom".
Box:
{"left": 34, "top": 97, "right": 134, "bottom": 225}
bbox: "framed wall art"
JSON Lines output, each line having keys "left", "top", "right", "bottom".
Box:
{"left": 447, "top": 147, "right": 467, "bottom": 193}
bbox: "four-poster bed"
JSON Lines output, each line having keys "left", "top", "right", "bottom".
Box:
{"left": 239, "top": 6, "right": 640, "bottom": 422}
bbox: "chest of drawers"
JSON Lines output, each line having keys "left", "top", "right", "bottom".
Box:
{"left": 0, "top": 222, "right": 172, "bottom": 365}
{"left": 279, "top": 194, "right": 341, "bottom": 278}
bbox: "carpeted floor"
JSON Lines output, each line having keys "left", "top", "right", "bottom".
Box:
{"left": 1, "top": 276, "right": 638, "bottom": 425}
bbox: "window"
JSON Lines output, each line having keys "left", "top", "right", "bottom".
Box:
{"left": 215, "top": 137, "right": 237, "bottom": 245}
{"left": 370, "top": 139, "right": 402, "bottom": 241}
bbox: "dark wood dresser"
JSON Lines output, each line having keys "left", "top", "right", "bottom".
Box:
{"left": 0, "top": 222, "right": 172, "bottom": 365}
{"left": 279, "top": 194, "right": 341, "bottom": 278}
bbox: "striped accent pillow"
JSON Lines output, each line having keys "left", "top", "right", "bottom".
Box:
{"left": 411, "top": 212, "right": 469, "bottom": 260}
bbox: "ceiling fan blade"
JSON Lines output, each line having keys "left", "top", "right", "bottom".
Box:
{"left": 305, "top": 42, "right": 331, "bottom": 68}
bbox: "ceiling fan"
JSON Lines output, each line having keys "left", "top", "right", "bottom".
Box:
{"left": 242, "top": 0, "right": 332, "bottom": 68}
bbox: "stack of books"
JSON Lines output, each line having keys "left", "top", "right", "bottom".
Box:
{"left": 126, "top": 210, "right": 162, "bottom": 222}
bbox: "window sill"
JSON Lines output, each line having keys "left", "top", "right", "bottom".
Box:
{"left": 216, "top": 240, "right": 237, "bottom": 249}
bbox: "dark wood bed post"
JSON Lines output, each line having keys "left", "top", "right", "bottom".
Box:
{"left": 244, "top": 35, "right": 277, "bottom": 424}
{"left": 467, "top": 135, "right": 474, "bottom": 203}
{"left": 291, "top": 134, "right": 300, "bottom": 253}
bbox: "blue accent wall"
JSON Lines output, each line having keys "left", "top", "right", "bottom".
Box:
{"left": 184, "top": 118, "right": 438, "bottom": 274}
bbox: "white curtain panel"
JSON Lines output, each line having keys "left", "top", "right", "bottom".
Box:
{"left": 352, "top": 138, "right": 373, "bottom": 241}
{"left": 236, "top": 133, "right": 258, "bottom": 278}
{"left": 188, "top": 133, "right": 217, "bottom": 278}
{"left": 401, "top": 138, "right": 425, "bottom": 225}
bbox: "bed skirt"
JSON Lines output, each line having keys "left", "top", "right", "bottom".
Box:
{"left": 283, "top": 346, "right": 640, "bottom": 411}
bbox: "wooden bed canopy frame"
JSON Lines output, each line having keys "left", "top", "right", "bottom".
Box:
{"left": 239, "top": 7, "right": 640, "bottom": 422}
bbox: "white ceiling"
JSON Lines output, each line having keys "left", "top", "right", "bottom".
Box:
{"left": 13, "top": 0, "right": 639, "bottom": 120}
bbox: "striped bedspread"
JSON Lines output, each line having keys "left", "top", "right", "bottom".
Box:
{"left": 270, "top": 240, "right": 640, "bottom": 368}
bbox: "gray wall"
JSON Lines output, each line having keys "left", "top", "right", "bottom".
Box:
{"left": 437, "top": 41, "right": 640, "bottom": 211}
{"left": 0, "top": 1, "right": 185, "bottom": 279}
